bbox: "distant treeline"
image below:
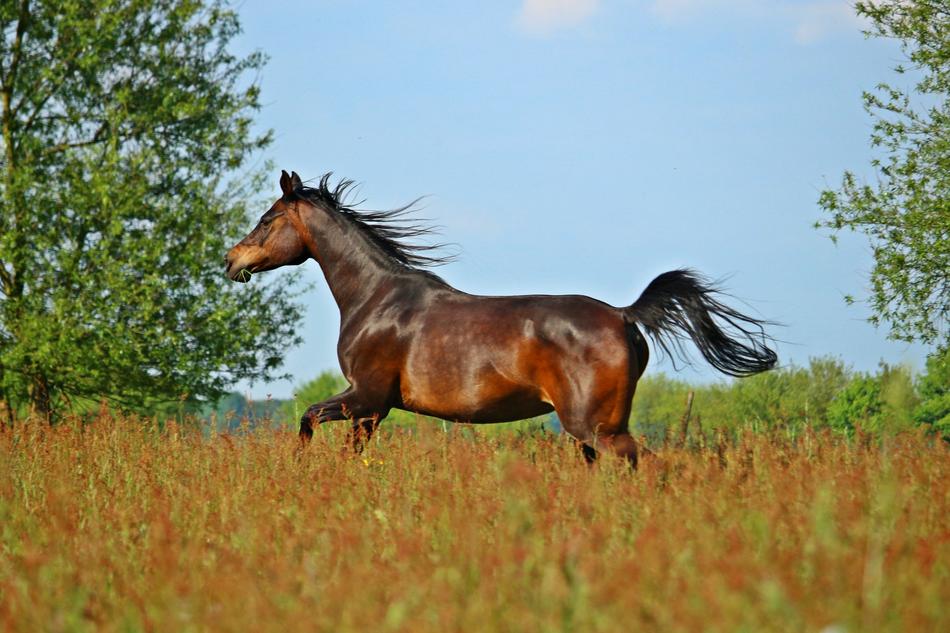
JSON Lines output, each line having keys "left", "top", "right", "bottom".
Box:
{"left": 213, "top": 349, "right": 948, "bottom": 442}
{"left": 200, "top": 392, "right": 290, "bottom": 434}
{"left": 631, "top": 353, "right": 947, "bottom": 445}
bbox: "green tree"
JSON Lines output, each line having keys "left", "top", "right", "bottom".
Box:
{"left": 826, "top": 363, "right": 919, "bottom": 435}
{"left": 914, "top": 346, "right": 950, "bottom": 438}
{"left": 632, "top": 358, "right": 853, "bottom": 442}
{"left": 281, "top": 371, "right": 349, "bottom": 424}
{"left": 0, "top": 0, "right": 302, "bottom": 421}
{"left": 727, "top": 357, "right": 853, "bottom": 432}
{"left": 629, "top": 372, "right": 689, "bottom": 442}
{"left": 817, "top": 0, "right": 949, "bottom": 345}
{"left": 824, "top": 375, "right": 881, "bottom": 434}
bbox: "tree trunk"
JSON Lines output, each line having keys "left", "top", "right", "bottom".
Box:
{"left": 0, "top": 383, "right": 13, "bottom": 427}
{"left": 29, "top": 373, "right": 52, "bottom": 424}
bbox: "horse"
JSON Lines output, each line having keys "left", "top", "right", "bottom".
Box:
{"left": 226, "top": 171, "right": 776, "bottom": 466}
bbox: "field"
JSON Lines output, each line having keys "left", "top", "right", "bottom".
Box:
{"left": 1, "top": 415, "right": 947, "bottom": 632}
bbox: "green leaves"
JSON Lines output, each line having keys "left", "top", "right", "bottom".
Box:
{"left": 0, "top": 1, "right": 303, "bottom": 419}
{"left": 825, "top": 364, "right": 920, "bottom": 435}
{"left": 913, "top": 345, "right": 950, "bottom": 438}
{"left": 818, "top": 0, "right": 950, "bottom": 347}
{"left": 629, "top": 356, "right": 945, "bottom": 442}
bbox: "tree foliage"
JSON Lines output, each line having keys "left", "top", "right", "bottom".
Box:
{"left": 628, "top": 357, "right": 948, "bottom": 443}
{"left": 818, "top": 0, "right": 950, "bottom": 345}
{"left": 914, "top": 345, "right": 950, "bottom": 437}
{"left": 631, "top": 358, "right": 853, "bottom": 442}
{"left": 825, "top": 363, "right": 920, "bottom": 435}
{"left": 0, "top": 0, "right": 303, "bottom": 420}
{"left": 280, "top": 371, "right": 349, "bottom": 423}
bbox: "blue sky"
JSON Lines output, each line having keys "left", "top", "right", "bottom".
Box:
{"left": 231, "top": 0, "right": 929, "bottom": 400}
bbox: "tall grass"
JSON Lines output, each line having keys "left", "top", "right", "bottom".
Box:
{"left": 1, "top": 415, "right": 947, "bottom": 632}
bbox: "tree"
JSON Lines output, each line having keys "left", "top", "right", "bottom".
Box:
{"left": 914, "top": 345, "right": 950, "bottom": 439}
{"left": 0, "top": 0, "right": 303, "bottom": 421}
{"left": 630, "top": 358, "right": 853, "bottom": 441}
{"left": 826, "top": 363, "right": 919, "bottom": 435}
{"left": 280, "top": 371, "right": 350, "bottom": 424}
{"left": 818, "top": 0, "right": 949, "bottom": 345}
{"left": 727, "top": 356, "right": 853, "bottom": 432}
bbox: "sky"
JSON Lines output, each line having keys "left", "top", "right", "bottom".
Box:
{"left": 230, "top": 0, "right": 930, "bottom": 400}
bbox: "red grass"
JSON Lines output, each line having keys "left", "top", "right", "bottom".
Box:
{"left": 1, "top": 416, "right": 947, "bottom": 632}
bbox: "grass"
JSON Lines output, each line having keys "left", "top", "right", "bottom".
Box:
{"left": 0, "top": 415, "right": 947, "bottom": 632}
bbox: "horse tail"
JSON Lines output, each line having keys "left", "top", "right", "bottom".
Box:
{"left": 622, "top": 269, "right": 777, "bottom": 377}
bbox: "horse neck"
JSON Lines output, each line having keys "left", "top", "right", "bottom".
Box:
{"left": 302, "top": 205, "right": 396, "bottom": 317}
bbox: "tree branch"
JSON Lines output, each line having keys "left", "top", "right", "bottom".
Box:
{"left": 42, "top": 121, "right": 110, "bottom": 156}
{"left": 1, "top": 0, "right": 29, "bottom": 93}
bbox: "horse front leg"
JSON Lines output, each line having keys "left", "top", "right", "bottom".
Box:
{"left": 299, "top": 400, "right": 341, "bottom": 443}
{"left": 298, "top": 388, "right": 390, "bottom": 453}
{"left": 298, "top": 390, "right": 350, "bottom": 448}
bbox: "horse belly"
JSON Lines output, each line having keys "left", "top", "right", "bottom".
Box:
{"left": 399, "top": 345, "right": 552, "bottom": 423}
{"left": 403, "top": 384, "right": 554, "bottom": 424}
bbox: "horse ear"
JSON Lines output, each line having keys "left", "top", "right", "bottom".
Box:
{"left": 290, "top": 171, "right": 303, "bottom": 191}
{"left": 279, "top": 170, "right": 292, "bottom": 195}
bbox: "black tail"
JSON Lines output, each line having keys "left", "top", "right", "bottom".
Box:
{"left": 623, "top": 269, "right": 777, "bottom": 377}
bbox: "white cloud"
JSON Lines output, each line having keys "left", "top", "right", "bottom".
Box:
{"left": 514, "top": 1, "right": 864, "bottom": 42}
{"left": 650, "top": 0, "right": 757, "bottom": 22}
{"left": 517, "top": 0, "right": 601, "bottom": 35}
{"left": 647, "top": 0, "right": 865, "bottom": 43}
{"left": 792, "top": 2, "right": 863, "bottom": 44}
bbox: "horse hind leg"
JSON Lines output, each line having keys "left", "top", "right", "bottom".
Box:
{"left": 592, "top": 432, "right": 640, "bottom": 469}
{"left": 558, "top": 407, "right": 640, "bottom": 469}
{"left": 579, "top": 442, "right": 598, "bottom": 464}
{"left": 553, "top": 394, "right": 640, "bottom": 468}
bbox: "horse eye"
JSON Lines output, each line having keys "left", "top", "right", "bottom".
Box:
{"left": 262, "top": 211, "right": 285, "bottom": 228}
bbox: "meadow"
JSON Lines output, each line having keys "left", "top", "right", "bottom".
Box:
{"left": 1, "top": 414, "right": 947, "bottom": 633}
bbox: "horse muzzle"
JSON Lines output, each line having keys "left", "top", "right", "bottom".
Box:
{"left": 225, "top": 249, "right": 253, "bottom": 283}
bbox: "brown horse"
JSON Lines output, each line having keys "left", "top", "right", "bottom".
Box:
{"left": 226, "top": 171, "right": 776, "bottom": 466}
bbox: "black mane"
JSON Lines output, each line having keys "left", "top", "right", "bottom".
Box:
{"left": 294, "top": 174, "right": 455, "bottom": 270}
